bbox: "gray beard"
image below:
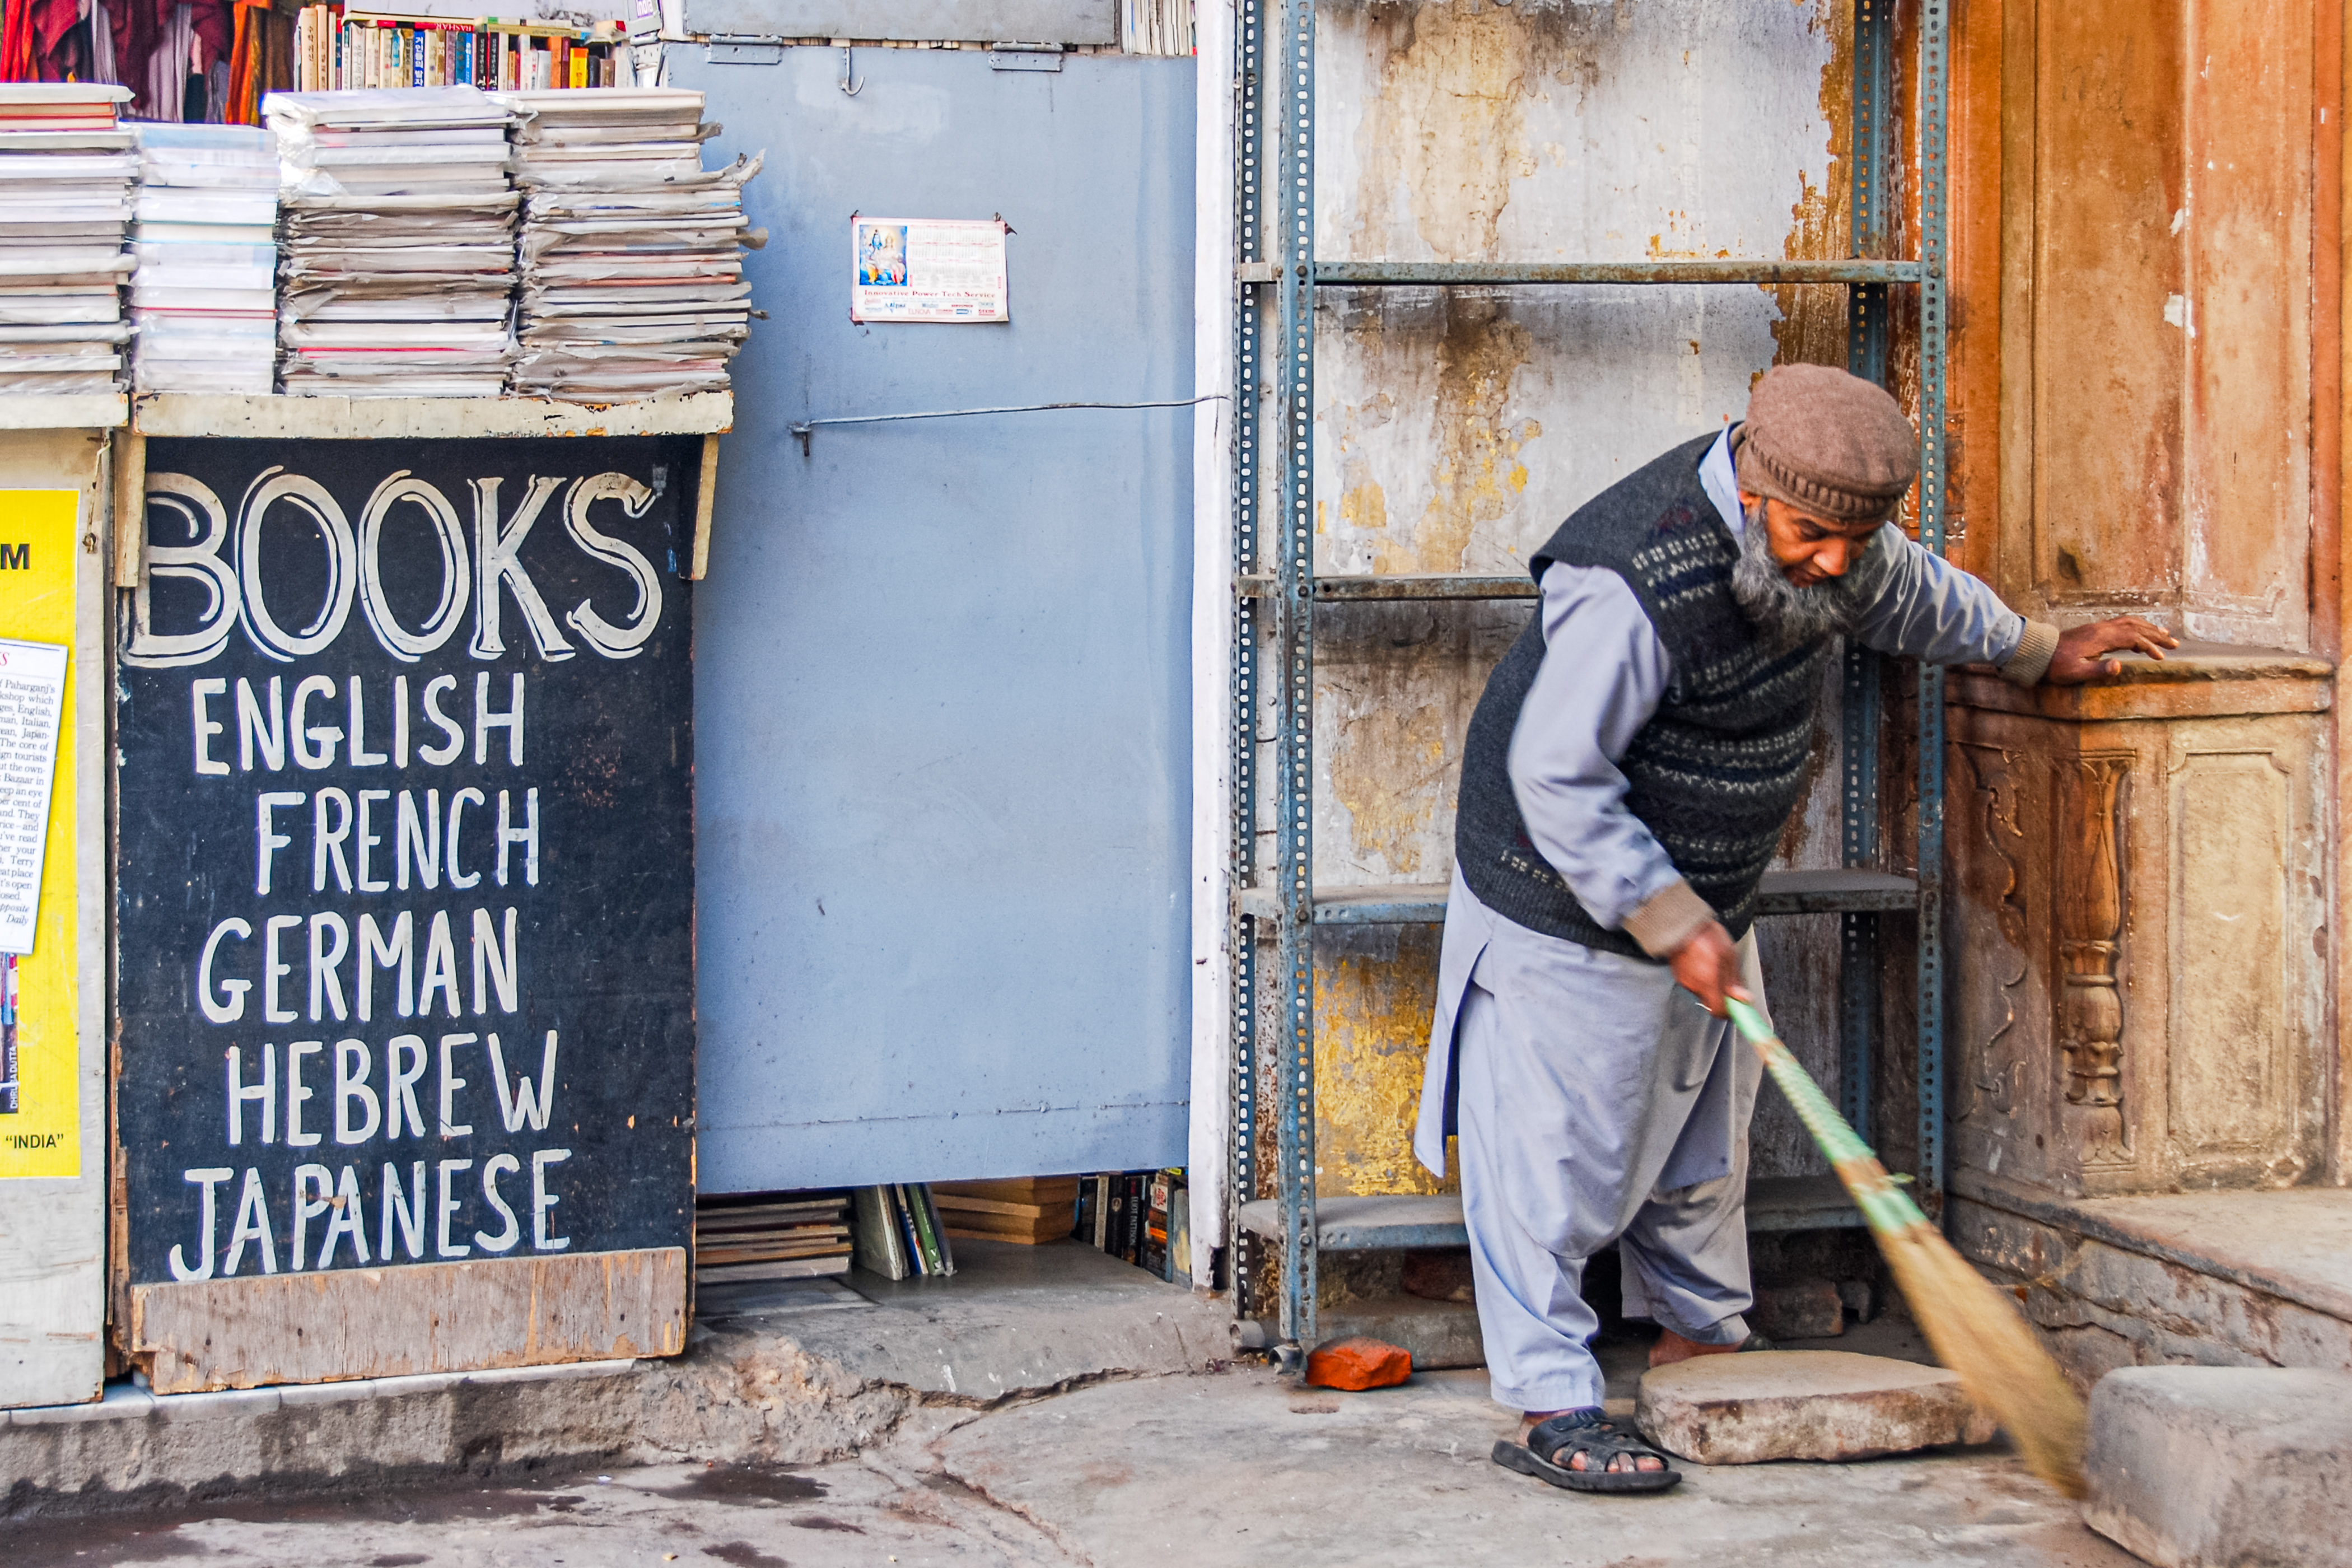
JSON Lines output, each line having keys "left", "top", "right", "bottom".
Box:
{"left": 1729, "top": 502, "right": 1879, "bottom": 654}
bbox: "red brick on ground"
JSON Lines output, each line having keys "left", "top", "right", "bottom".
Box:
{"left": 1305, "top": 1336, "right": 1412, "bottom": 1390}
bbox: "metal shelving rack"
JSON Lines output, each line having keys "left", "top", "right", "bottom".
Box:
{"left": 1228, "top": 0, "right": 1952, "bottom": 1354}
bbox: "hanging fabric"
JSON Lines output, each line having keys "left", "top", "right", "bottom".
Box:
{"left": 143, "top": 0, "right": 188, "bottom": 120}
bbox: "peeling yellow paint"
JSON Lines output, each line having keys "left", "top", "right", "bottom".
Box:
{"left": 1314, "top": 927, "right": 1455, "bottom": 1198}
{"left": 1340, "top": 480, "right": 1389, "bottom": 531}
{"left": 1352, "top": 1, "right": 1551, "bottom": 262}
{"left": 1329, "top": 701, "right": 1449, "bottom": 876}
{"left": 1379, "top": 301, "right": 1541, "bottom": 574}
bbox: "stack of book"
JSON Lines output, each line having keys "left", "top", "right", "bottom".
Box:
{"left": 1075, "top": 1169, "right": 1191, "bottom": 1281}
{"left": 503, "top": 87, "right": 758, "bottom": 401}
{"left": 692, "top": 1191, "right": 854, "bottom": 1285}
{"left": 850, "top": 1183, "right": 956, "bottom": 1282}
{"left": 295, "top": 8, "right": 632, "bottom": 92}
{"left": 129, "top": 125, "right": 279, "bottom": 395}
{"left": 268, "top": 86, "right": 519, "bottom": 398}
{"left": 0, "top": 84, "right": 135, "bottom": 396}
{"left": 932, "top": 1177, "right": 1082, "bottom": 1245}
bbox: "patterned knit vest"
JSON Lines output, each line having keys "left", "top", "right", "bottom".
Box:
{"left": 1454, "top": 432, "right": 1832, "bottom": 959}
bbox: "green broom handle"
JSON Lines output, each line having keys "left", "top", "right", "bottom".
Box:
{"left": 1724, "top": 996, "right": 1931, "bottom": 1235}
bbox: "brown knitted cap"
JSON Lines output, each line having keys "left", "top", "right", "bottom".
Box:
{"left": 1733, "top": 363, "right": 1919, "bottom": 522}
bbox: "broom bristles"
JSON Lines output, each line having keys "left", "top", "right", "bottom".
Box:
{"left": 1725, "top": 1000, "right": 2088, "bottom": 1497}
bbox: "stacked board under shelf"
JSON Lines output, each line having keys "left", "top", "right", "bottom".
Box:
{"left": 693, "top": 1191, "right": 852, "bottom": 1285}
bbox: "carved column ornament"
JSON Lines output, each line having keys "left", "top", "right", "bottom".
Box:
{"left": 2057, "top": 755, "right": 2131, "bottom": 1163}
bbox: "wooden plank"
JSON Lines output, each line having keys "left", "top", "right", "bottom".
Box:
{"left": 108, "top": 430, "right": 141, "bottom": 589}
{"left": 931, "top": 1191, "right": 1077, "bottom": 1220}
{"left": 687, "top": 431, "right": 720, "bottom": 580}
{"left": 933, "top": 1177, "right": 1082, "bottom": 1206}
{"left": 129, "top": 1247, "right": 686, "bottom": 1394}
{"left": 0, "top": 395, "right": 125, "bottom": 432}
{"left": 130, "top": 391, "right": 734, "bottom": 441}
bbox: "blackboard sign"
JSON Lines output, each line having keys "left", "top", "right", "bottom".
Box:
{"left": 115, "top": 436, "right": 697, "bottom": 1290}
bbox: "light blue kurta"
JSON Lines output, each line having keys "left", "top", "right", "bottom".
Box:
{"left": 1414, "top": 427, "right": 2033, "bottom": 1412}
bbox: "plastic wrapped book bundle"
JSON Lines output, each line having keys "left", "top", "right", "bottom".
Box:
{"left": 502, "top": 87, "right": 759, "bottom": 400}
{"left": 0, "top": 83, "right": 135, "bottom": 396}
{"left": 130, "top": 124, "right": 279, "bottom": 396}
{"left": 267, "top": 86, "right": 518, "bottom": 397}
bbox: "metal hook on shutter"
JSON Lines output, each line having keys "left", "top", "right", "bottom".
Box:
{"left": 838, "top": 40, "right": 862, "bottom": 96}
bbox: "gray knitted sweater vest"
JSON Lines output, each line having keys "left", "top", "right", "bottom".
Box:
{"left": 1454, "top": 432, "right": 1831, "bottom": 958}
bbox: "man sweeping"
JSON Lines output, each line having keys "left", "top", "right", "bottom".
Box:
{"left": 1412, "top": 363, "right": 2173, "bottom": 1494}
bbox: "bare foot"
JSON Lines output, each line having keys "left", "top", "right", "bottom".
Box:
{"left": 1515, "top": 1409, "right": 1664, "bottom": 1473}
{"left": 1648, "top": 1328, "right": 1744, "bottom": 1369}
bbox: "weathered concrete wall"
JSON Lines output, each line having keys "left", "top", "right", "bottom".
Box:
{"left": 1262, "top": 0, "right": 1870, "bottom": 1197}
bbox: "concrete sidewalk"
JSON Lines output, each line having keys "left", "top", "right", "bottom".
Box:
{"left": 2, "top": 1239, "right": 1233, "bottom": 1514}
{"left": 12, "top": 1364, "right": 2136, "bottom": 1567}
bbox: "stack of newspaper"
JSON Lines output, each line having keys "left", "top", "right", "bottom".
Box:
{"left": 130, "top": 125, "right": 280, "bottom": 395}
{"left": 503, "top": 88, "right": 758, "bottom": 401}
{"left": 267, "top": 87, "right": 519, "bottom": 397}
{"left": 0, "top": 84, "right": 136, "bottom": 396}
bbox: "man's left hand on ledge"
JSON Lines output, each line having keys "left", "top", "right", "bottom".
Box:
{"left": 2047, "top": 617, "right": 2180, "bottom": 684}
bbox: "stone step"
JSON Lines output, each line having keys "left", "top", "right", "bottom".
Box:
{"left": 1635, "top": 1350, "right": 1995, "bottom": 1464}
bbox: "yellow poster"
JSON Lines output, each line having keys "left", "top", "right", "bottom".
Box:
{"left": 0, "top": 490, "right": 78, "bottom": 1179}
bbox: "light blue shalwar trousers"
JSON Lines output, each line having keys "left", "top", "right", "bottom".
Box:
{"left": 1413, "top": 869, "right": 1766, "bottom": 1414}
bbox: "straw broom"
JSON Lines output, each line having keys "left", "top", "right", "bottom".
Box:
{"left": 1724, "top": 997, "right": 2088, "bottom": 1497}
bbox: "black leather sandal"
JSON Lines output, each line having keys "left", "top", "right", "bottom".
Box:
{"left": 1491, "top": 1408, "right": 1683, "bottom": 1494}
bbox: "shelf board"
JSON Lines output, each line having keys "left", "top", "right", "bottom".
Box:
{"left": 1238, "top": 259, "right": 1925, "bottom": 288}
{"left": 131, "top": 390, "right": 734, "bottom": 441}
{"left": 1238, "top": 870, "right": 1920, "bottom": 927}
{"left": 1236, "top": 1175, "right": 1865, "bottom": 1253}
{"left": 0, "top": 394, "right": 127, "bottom": 431}
{"left": 1236, "top": 572, "right": 1537, "bottom": 602}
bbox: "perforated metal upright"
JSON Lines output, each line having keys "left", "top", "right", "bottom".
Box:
{"left": 1229, "top": 1, "right": 1953, "bottom": 1356}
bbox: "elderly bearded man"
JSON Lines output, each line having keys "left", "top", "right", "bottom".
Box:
{"left": 1411, "top": 364, "right": 2173, "bottom": 1494}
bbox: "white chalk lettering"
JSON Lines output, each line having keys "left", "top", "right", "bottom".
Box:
{"left": 291, "top": 1163, "right": 333, "bottom": 1268}
{"left": 348, "top": 678, "right": 388, "bottom": 767}
{"left": 486, "top": 1029, "right": 556, "bottom": 1133}
{"left": 435, "top": 1157, "right": 473, "bottom": 1257}
{"left": 532, "top": 1148, "right": 570, "bottom": 1250}
{"left": 311, "top": 787, "right": 352, "bottom": 891}
{"left": 474, "top": 672, "right": 524, "bottom": 766}
{"left": 385, "top": 1034, "right": 428, "bottom": 1137}
{"left": 239, "top": 470, "right": 356, "bottom": 663}
{"left": 358, "top": 911, "right": 413, "bottom": 1021}
{"left": 355, "top": 790, "right": 391, "bottom": 893}
{"left": 562, "top": 472, "right": 665, "bottom": 659}
{"left": 285, "top": 1039, "right": 323, "bottom": 1147}
{"left": 359, "top": 472, "right": 471, "bottom": 661}
{"left": 126, "top": 473, "right": 239, "bottom": 668}
{"left": 446, "top": 788, "right": 484, "bottom": 890}
{"left": 417, "top": 910, "right": 461, "bottom": 1016}
{"left": 418, "top": 674, "right": 464, "bottom": 765}
{"left": 307, "top": 912, "right": 349, "bottom": 1021}
{"left": 191, "top": 679, "right": 229, "bottom": 776}
{"left": 168, "top": 1167, "right": 234, "bottom": 1281}
{"left": 237, "top": 676, "right": 285, "bottom": 771}
{"left": 381, "top": 1159, "right": 426, "bottom": 1260}
{"left": 317, "top": 1165, "right": 371, "bottom": 1268}
{"left": 222, "top": 1166, "right": 277, "bottom": 1275}
{"left": 263, "top": 913, "right": 301, "bottom": 1022}
{"left": 471, "top": 907, "right": 518, "bottom": 1015}
{"left": 495, "top": 789, "right": 539, "bottom": 888}
{"left": 396, "top": 788, "right": 440, "bottom": 890}
{"left": 475, "top": 1151, "right": 522, "bottom": 1252}
{"left": 255, "top": 791, "right": 303, "bottom": 895}
{"left": 437, "top": 1032, "right": 475, "bottom": 1137}
{"left": 290, "top": 674, "right": 342, "bottom": 769}
{"left": 469, "top": 474, "right": 574, "bottom": 661}
{"left": 199, "top": 917, "right": 253, "bottom": 1024}
{"left": 227, "top": 1042, "right": 274, "bottom": 1144}
{"left": 334, "top": 1038, "right": 380, "bottom": 1145}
